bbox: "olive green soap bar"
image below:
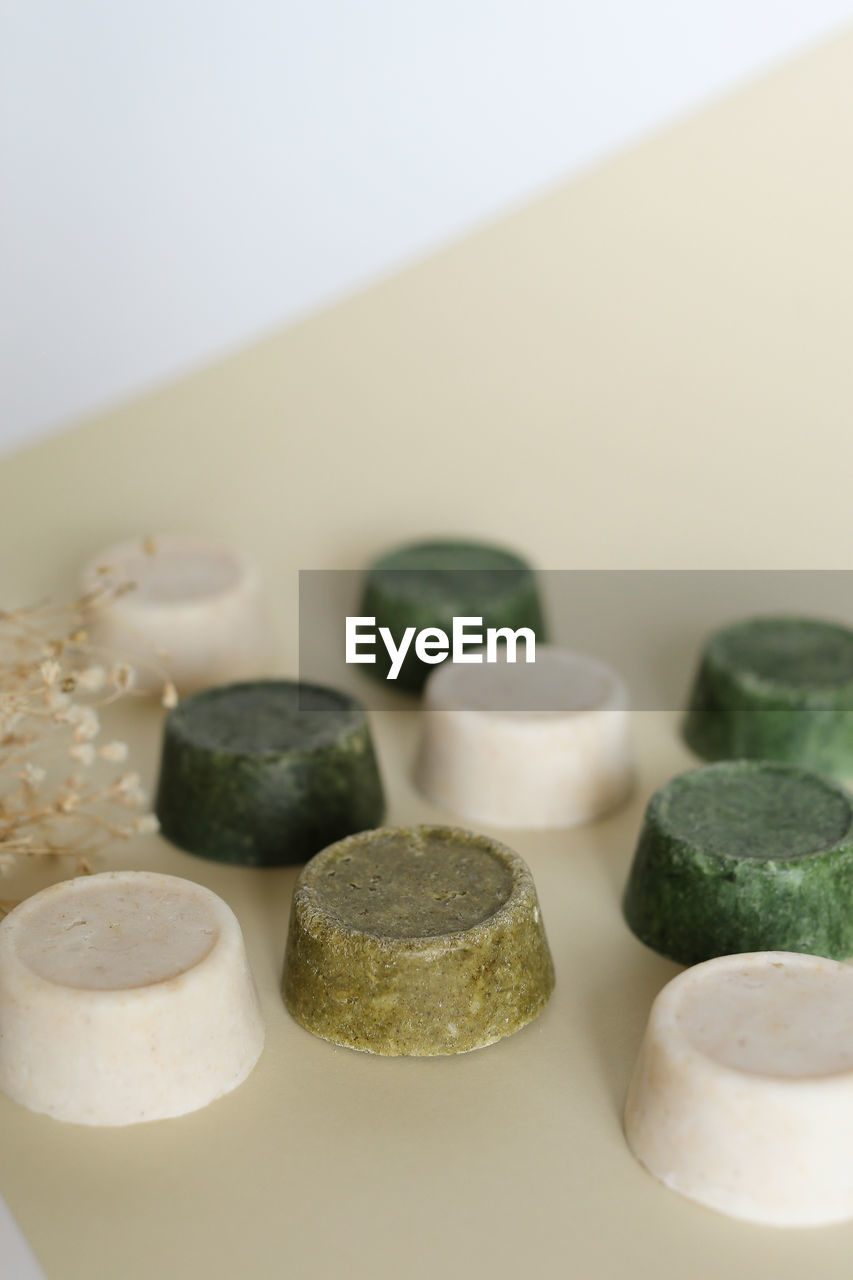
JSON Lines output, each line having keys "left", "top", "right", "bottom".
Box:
{"left": 283, "top": 825, "right": 555, "bottom": 1055}
{"left": 684, "top": 616, "right": 853, "bottom": 777}
{"left": 155, "top": 681, "right": 385, "bottom": 866}
{"left": 360, "top": 538, "right": 546, "bottom": 692}
{"left": 623, "top": 760, "right": 853, "bottom": 965}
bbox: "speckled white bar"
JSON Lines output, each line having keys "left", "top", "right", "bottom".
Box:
{"left": 0, "top": 871, "right": 264, "bottom": 1126}
{"left": 413, "top": 645, "right": 634, "bottom": 828}
{"left": 625, "top": 951, "right": 853, "bottom": 1226}
{"left": 81, "top": 534, "right": 272, "bottom": 693}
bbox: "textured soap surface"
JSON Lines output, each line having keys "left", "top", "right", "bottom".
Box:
{"left": 156, "top": 680, "right": 385, "bottom": 866}
{"left": 0, "top": 871, "right": 264, "bottom": 1126}
{"left": 625, "top": 951, "right": 853, "bottom": 1226}
{"left": 683, "top": 615, "right": 853, "bottom": 776}
{"left": 283, "top": 825, "right": 555, "bottom": 1055}
{"left": 360, "top": 538, "right": 546, "bottom": 691}
{"left": 623, "top": 760, "right": 853, "bottom": 964}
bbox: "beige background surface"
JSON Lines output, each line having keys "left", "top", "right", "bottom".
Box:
{"left": 3, "top": 28, "right": 853, "bottom": 1279}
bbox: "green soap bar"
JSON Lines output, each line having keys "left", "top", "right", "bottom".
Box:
{"left": 683, "top": 616, "right": 853, "bottom": 777}
{"left": 282, "top": 824, "right": 555, "bottom": 1055}
{"left": 623, "top": 760, "right": 853, "bottom": 965}
{"left": 360, "top": 538, "right": 546, "bottom": 692}
{"left": 155, "top": 681, "right": 385, "bottom": 866}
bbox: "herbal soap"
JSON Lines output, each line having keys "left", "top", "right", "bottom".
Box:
{"left": 0, "top": 871, "right": 264, "bottom": 1125}
{"left": 683, "top": 615, "right": 853, "bottom": 776}
{"left": 623, "top": 760, "right": 853, "bottom": 965}
{"left": 81, "top": 533, "right": 272, "bottom": 693}
{"left": 359, "top": 538, "right": 546, "bottom": 692}
{"left": 283, "top": 825, "right": 555, "bottom": 1055}
{"left": 414, "top": 645, "right": 633, "bottom": 827}
{"left": 156, "top": 680, "right": 385, "bottom": 866}
{"left": 626, "top": 951, "right": 853, "bottom": 1226}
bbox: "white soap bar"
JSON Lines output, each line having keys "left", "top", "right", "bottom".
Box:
{"left": 625, "top": 951, "right": 853, "bottom": 1226}
{"left": 413, "top": 646, "right": 634, "bottom": 828}
{"left": 81, "top": 534, "right": 272, "bottom": 693}
{"left": 0, "top": 871, "right": 264, "bottom": 1126}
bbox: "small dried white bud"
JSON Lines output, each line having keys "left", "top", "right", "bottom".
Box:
{"left": 99, "top": 740, "right": 129, "bottom": 762}
{"left": 115, "top": 771, "right": 147, "bottom": 806}
{"left": 40, "top": 659, "right": 61, "bottom": 686}
{"left": 47, "top": 690, "right": 72, "bottom": 712}
{"left": 20, "top": 762, "right": 46, "bottom": 787}
{"left": 162, "top": 681, "right": 178, "bottom": 709}
{"left": 110, "top": 663, "right": 136, "bottom": 692}
{"left": 0, "top": 853, "right": 16, "bottom": 877}
{"left": 69, "top": 742, "right": 96, "bottom": 766}
{"left": 135, "top": 813, "right": 160, "bottom": 835}
{"left": 67, "top": 704, "right": 100, "bottom": 742}
{"left": 77, "top": 665, "right": 107, "bottom": 693}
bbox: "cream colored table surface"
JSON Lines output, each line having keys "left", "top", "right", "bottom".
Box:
{"left": 4, "top": 29, "right": 853, "bottom": 1280}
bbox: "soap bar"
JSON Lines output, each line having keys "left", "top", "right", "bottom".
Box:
{"left": 155, "top": 680, "right": 385, "bottom": 866}
{"left": 82, "top": 533, "right": 272, "bottom": 693}
{"left": 282, "top": 824, "right": 555, "bottom": 1055}
{"left": 359, "top": 538, "right": 546, "bottom": 692}
{"left": 414, "top": 645, "right": 634, "bottom": 827}
{"left": 625, "top": 951, "right": 853, "bottom": 1226}
{"left": 622, "top": 760, "right": 853, "bottom": 965}
{"left": 0, "top": 871, "right": 264, "bottom": 1125}
{"left": 683, "top": 615, "right": 853, "bottom": 776}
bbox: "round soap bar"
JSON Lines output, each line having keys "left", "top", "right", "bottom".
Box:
{"left": 683, "top": 615, "right": 853, "bottom": 777}
{"left": 622, "top": 760, "right": 853, "bottom": 965}
{"left": 155, "top": 680, "right": 385, "bottom": 866}
{"left": 359, "top": 538, "right": 546, "bottom": 692}
{"left": 0, "top": 871, "right": 264, "bottom": 1126}
{"left": 625, "top": 951, "right": 853, "bottom": 1226}
{"left": 282, "top": 825, "right": 555, "bottom": 1055}
{"left": 414, "top": 646, "right": 634, "bottom": 827}
{"left": 81, "top": 533, "right": 272, "bottom": 693}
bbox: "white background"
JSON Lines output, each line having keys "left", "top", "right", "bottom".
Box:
{"left": 2, "top": 1, "right": 853, "bottom": 456}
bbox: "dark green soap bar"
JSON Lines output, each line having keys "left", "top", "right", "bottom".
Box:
{"left": 282, "top": 824, "right": 555, "bottom": 1055}
{"left": 623, "top": 760, "right": 853, "bottom": 965}
{"left": 684, "top": 616, "right": 853, "bottom": 777}
{"left": 155, "top": 681, "right": 385, "bottom": 866}
{"left": 360, "top": 538, "right": 546, "bottom": 692}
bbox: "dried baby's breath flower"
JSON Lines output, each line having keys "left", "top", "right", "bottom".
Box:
{"left": 61, "top": 703, "right": 100, "bottom": 741}
{"left": 114, "top": 771, "right": 147, "bottom": 807}
{"left": 110, "top": 662, "right": 136, "bottom": 692}
{"left": 162, "top": 681, "right": 178, "bottom": 709}
{"left": 0, "top": 584, "right": 160, "bottom": 881}
{"left": 77, "top": 665, "right": 106, "bottom": 692}
{"left": 135, "top": 813, "right": 160, "bottom": 835}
